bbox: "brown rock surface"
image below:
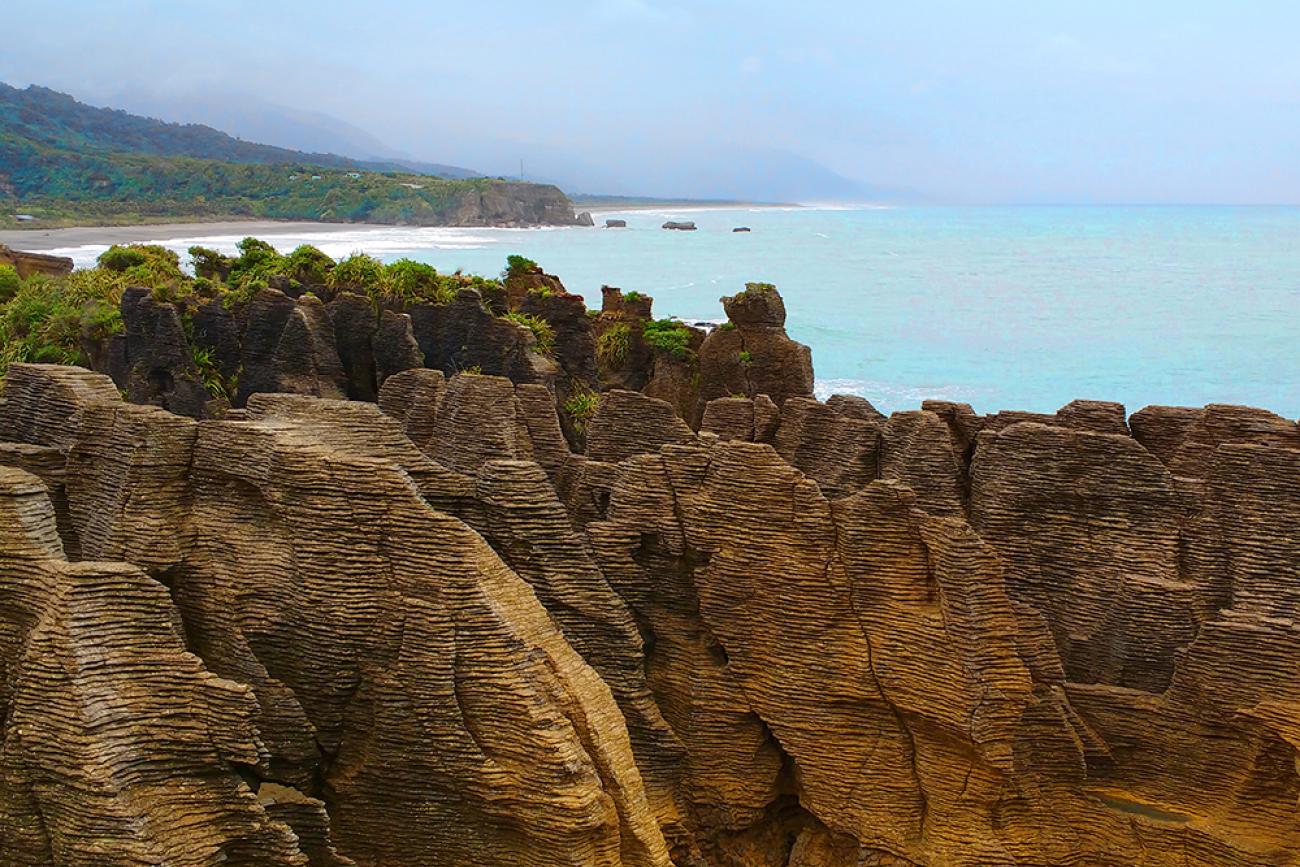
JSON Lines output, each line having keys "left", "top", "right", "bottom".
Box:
{"left": 0, "top": 467, "right": 317, "bottom": 865}
{"left": 773, "top": 396, "right": 880, "bottom": 498}
{"left": 695, "top": 285, "right": 814, "bottom": 420}
{"left": 12, "top": 372, "right": 673, "bottom": 865}
{"left": 585, "top": 389, "right": 697, "bottom": 464}
{"left": 0, "top": 243, "right": 73, "bottom": 278}
{"left": 4, "top": 348, "right": 1300, "bottom": 867}
{"left": 0, "top": 362, "right": 121, "bottom": 448}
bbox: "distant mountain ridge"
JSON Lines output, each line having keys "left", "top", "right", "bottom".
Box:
{"left": 0, "top": 83, "right": 583, "bottom": 229}
{"left": 86, "top": 87, "right": 481, "bottom": 180}
{"left": 0, "top": 82, "right": 479, "bottom": 179}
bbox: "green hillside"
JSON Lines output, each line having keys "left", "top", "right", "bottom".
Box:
{"left": 0, "top": 84, "right": 577, "bottom": 228}
{"left": 0, "top": 82, "right": 468, "bottom": 175}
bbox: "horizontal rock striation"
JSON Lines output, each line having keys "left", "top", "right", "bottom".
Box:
{"left": 0, "top": 244, "right": 73, "bottom": 279}
{"left": 1, "top": 277, "right": 1299, "bottom": 865}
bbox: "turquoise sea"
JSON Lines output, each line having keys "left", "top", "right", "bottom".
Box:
{"left": 51, "top": 205, "right": 1300, "bottom": 417}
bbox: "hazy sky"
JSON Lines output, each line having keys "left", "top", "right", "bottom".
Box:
{"left": 5, "top": 1, "right": 1299, "bottom": 203}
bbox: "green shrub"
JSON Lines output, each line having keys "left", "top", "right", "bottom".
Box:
{"left": 502, "top": 312, "right": 555, "bottom": 355}
{"left": 642, "top": 318, "right": 693, "bottom": 360}
{"left": 226, "top": 237, "right": 284, "bottom": 286}
{"left": 623, "top": 290, "right": 645, "bottom": 303}
{"left": 738, "top": 350, "right": 753, "bottom": 365}
{"left": 740, "top": 281, "right": 776, "bottom": 297}
{"left": 0, "top": 265, "right": 19, "bottom": 304}
{"left": 150, "top": 282, "right": 192, "bottom": 304}
{"left": 0, "top": 270, "right": 125, "bottom": 373}
{"left": 505, "top": 254, "right": 539, "bottom": 277}
{"left": 97, "top": 245, "right": 149, "bottom": 272}
{"left": 382, "top": 258, "right": 454, "bottom": 303}
{"left": 284, "top": 244, "right": 334, "bottom": 285}
{"left": 563, "top": 385, "right": 600, "bottom": 433}
{"left": 220, "top": 280, "right": 262, "bottom": 310}
{"left": 596, "top": 323, "right": 631, "bottom": 367}
{"left": 235, "top": 237, "right": 280, "bottom": 268}
{"left": 718, "top": 321, "right": 736, "bottom": 331}
{"left": 188, "top": 245, "right": 233, "bottom": 279}
{"left": 97, "top": 245, "right": 187, "bottom": 292}
{"left": 328, "top": 252, "right": 385, "bottom": 291}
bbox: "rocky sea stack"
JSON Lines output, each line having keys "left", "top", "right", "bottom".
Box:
{"left": 1, "top": 247, "right": 1298, "bottom": 866}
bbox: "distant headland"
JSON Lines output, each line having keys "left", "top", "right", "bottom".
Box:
{"left": 0, "top": 83, "right": 590, "bottom": 230}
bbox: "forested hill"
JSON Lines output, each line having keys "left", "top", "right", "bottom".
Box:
{"left": 0, "top": 84, "right": 584, "bottom": 228}
{"left": 0, "top": 82, "right": 475, "bottom": 177}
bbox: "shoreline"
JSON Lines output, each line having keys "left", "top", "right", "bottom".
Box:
{"left": 0, "top": 204, "right": 810, "bottom": 252}
{"left": 0, "top": 220, "right": 435, "bottom": 252}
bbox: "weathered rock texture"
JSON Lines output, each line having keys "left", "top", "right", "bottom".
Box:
{"left": 2, "top": 296, "right": 1299, "bottom": 865}
{"left": 84, "top": 278, "right": 813, "bottom": 440}
{"left": 0, "top": 244, "right": 73, "bottom": 278}
{"left": 694, "top": 285, "right": 814, "bottom": 424}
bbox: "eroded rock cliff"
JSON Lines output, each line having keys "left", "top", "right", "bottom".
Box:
{"left": 1, "top": 276, "right": 1298, "bottom": 866}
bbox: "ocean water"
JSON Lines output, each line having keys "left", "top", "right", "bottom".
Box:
{"left": 49, "top": 206, "right": 1300, "bottom": 417}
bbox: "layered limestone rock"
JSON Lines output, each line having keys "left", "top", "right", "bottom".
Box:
{"left": 0, "top": 467, "right": 320, "bottom": 865}
{"left": 408, "top": 288, "right": 559, "bottom": 385}
{"left": 3, "top": 348, "right": 1300, "bottom": 866}
{"left": 0, "top": 243, "right": 73, "bottom": 278}
{"left": 694, "top": 284, "right": 814, "bottom": 422}
{"left": 0, "top": 367, "right": 672, "bottom": 866}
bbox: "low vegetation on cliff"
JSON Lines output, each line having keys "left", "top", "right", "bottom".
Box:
{"left": 0, "top": 241, "right": 578, "bottom": 387}
{"left": 0, "top": 240, "right": 791, "bottom": 458}
{"left": 641, "top": 317, "right": 693, "bottom": 359}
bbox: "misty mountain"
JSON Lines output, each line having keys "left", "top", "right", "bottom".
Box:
{"left": 4, "top": 79, "right": 907, "bottom": 204}
{"left": 95, "top": 85, "right": 900, "bottom": 203}
{"left": 98, "top": 87, "right": 480, "bottom": 180}
{"left": 434, "top": 138, "right": 915, "bottom": 204}
{"left": 0, "top": 82, "right": 476, "bottom": 180}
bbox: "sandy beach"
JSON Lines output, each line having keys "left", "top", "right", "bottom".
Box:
{"left": 0, "top": 220, "right": 375, "bottom": 252}
{"left": 0, "top": 205, "right": 805, "bottom": 252}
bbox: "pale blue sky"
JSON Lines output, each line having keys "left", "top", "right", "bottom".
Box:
{"left": 4, "top": 1, "right": 1299, "bottom": 202}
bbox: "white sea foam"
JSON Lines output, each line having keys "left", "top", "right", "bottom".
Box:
{"left": 46, "top": 225, "right": 534, "bottom": 270}
{"left": 814, "top": 378, "right": 987, "bottom": 414}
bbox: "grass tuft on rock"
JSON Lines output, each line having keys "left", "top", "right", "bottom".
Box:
{"left": 563, "top": 384, "right": 600, "bottom": 433}
{"left": 596, "top": 323, "right": 631, "bottom": 367}
{"left": 502, "top": 312, "right": 556, "bottom": 355}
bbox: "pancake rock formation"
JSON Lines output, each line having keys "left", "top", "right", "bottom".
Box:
{"left": 1, "top": 275, "right": 1299, "bottom": 866}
